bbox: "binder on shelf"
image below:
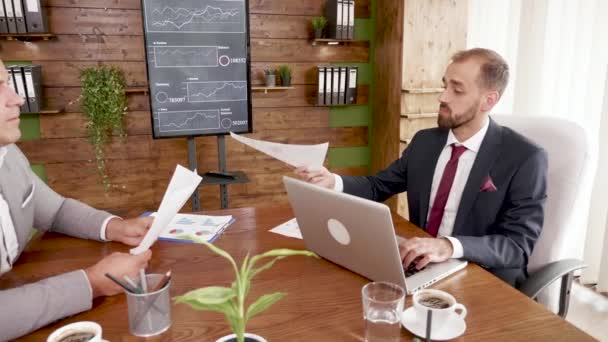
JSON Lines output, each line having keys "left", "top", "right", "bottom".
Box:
{"left": 23, "top": 65, "right": 42, "bottom": 113}
{"left": 347, "top": 0, "right": 355, "bottom": 40}
{"left": 0, "top": 0, "right": 8, "bottom": 33}
{"left": 332, "top": 67, "right": 340, "bottom": 104}
{"left": 345, "top": 66, "right": 358, "bottom": 104}
{"left": 317, "top": 66, "right": 325, "bottom": 105}
{"left": 4, "top": 0, "right": 16, "bottom": 33}
{"left": 23, "top": 0, "right": 46, "bottom": 33}
{"left": 341, "top": 0, "right": 349, "bottom": 40}
{"left": 326, "top": 0, "right": 344, "bottom": 40}
{"left": 10, "top": 66, "right": 30, "bottom": 112}
{"left": 338, "top": 67, "right": 347, "bottom": 104}
{"left": 325, "top": 66, "right": 333, "bottom": 105}
{"left": 12, "top": 0, "right": 26, "bottom": 33}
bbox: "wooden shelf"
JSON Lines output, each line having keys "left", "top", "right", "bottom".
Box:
{"left": 402, "top": 87, "right": 445, "bottom": 94}
{"left": 21, "top": 109, "right": 62, "bottom": 115}
{"left": 317, "top": 103, "right": 356, "bottom": 107}
{"left": 311, "top": 38, "right": 368, "bottom": 46}
{"left": 252, "top": 86, "right": 294, "bottom": 94}
{"left": 125, "top": 87, "right": 149, "bottom": 94}
{"left": 0, "top": 33, "right": 56, "bottom": 41}
{"left": 401, "top": 112, "right": 438, "bottom": 118}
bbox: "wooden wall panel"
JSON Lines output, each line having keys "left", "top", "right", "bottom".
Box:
{"left": 372, "top": 0, "right": 404, "bottom": 211}
{"left": 401, "top": 0, "right": 467, "bottom": 89}
{"left": 42, "top": 84, "right": 368, "bottom": 113}
{"left": 12, "top": 0, "right": 371, "bottom": 214}
{"left": 38, "top": 61, "right": 329, "bottom": 87}
{"left": 45, "top": 0, "right": 371, "bottom": 18}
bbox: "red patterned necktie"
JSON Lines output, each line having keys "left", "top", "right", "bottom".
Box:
{"left": 426, "top": 144, "right": 468, "bottom": 237}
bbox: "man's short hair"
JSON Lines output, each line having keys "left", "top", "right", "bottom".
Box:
{"left": 451, "top": 48, "right": 509, "bottom": 96}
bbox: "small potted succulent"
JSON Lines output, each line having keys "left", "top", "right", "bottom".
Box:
{"left": 264, "top": 69, "right": 276, "bottom": 87}
{"left": 311, "top": 16, "right": 327, "bottom": 39}
{"left": 174, "top": 241, "right": 318, "bottom": 342}
{"left": 277, "top": 65, "right": 292, "bottom": 87}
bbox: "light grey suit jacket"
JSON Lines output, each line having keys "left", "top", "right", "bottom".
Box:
{"left": 0, "top": 144, "right": 112, "bottom": 341}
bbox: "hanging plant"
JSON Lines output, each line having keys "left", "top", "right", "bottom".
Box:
{"left": 80, "top": 66, "right": 127, "bottom": 190}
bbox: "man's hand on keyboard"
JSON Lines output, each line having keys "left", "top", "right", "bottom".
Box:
{"left": 398, "top": 237, "right": 453, "bottom": 270}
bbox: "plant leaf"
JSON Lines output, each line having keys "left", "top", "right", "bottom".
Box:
{"left": 248, "top": 249, "right": 318, "bottom": 271}
{"left": 175, "top": 298, "right": 236, "bottom": 318}
{"left": 200, "top": 241, "right": 239, "bottom": 273}
{"left": 174, "top": 286, "right": 236, "bottom": 305}
{"left": 245, "top": 292, "right": 286, "bottom": 321}
{"left": 248, "top": 256, "right": 285, "bottom": 281}
{"left": 179, "top": 237, "right": 241, "bottom": 279}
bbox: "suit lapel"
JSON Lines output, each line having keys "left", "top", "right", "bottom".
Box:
{"left": 418, "top": 130, "right": 449, "bottom": 228}
{"left": 0, "top": 151, "right": 30, "bottom": 248}
{"left": 452, "top": 119, "right": 503, "bottom": 234}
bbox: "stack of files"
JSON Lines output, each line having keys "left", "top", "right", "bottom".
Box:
{"left": 7, "top": 64, "right": 42, "bottom": 113}
{"left": 0, "top": 0, "right": 48, "bottom": 33}
{"left": 142, "top": 212, "right": 235, "bottom": 244}
{"left": 325, "top": 0, "right": 355, "bottom": 40}
{"left": 317, "top": 65, "right": 358, "bottom": 106}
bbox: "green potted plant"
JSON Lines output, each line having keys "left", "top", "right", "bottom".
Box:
{"left": 277, "top": 65, "right": 292, "bottom": 87}
{"left": 263, "top": 69, "right": 276, "bottom": 87}
{"left": 174, "top": 241, "right": 318, "bottom": 342}
{"left": 311, "top": 16, "right": 327, "bottom": 39}
{"left": 80, "top": 66, "right": 127, "bottom": 190}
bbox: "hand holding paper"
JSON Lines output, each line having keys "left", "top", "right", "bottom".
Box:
{"left": 130, "top": 165, "right": 202, "bottom": 255}
{"left": 230, "top": 132, "right": 328, "bottom": 169}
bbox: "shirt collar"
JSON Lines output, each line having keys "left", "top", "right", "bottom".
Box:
{"left": 0, "top": 146, "right": 7, "bottom": 169}
{"left": 445, "top": 116, "right": 490, "bottom": 153}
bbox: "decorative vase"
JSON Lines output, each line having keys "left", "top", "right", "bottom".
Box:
{"left": 216, "top": 333, "right": 268, "bottom": 342}
{"left": 281, "top": 75, "right": 292, "bottom": 87}
{"left": 314, "top": 28, "right": 323, "bottom": 38}
{"left": 265, "top": 74, "right": 276, "bottom": 87}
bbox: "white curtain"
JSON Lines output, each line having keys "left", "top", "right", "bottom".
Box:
{"left": 467, "top": 0, "right": 608, "bottom": 287}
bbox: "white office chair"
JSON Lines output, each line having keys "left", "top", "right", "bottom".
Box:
{"left": 492, "top": 115, "right": 591, "bottom": 317}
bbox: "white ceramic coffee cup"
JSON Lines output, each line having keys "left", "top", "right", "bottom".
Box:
{"left": 46, "top": 321, "right": 102, "bottom": 342}
{"left": 412, "top": 289, "right": 467, "bottom": 330}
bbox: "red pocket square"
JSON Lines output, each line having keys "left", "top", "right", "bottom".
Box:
{"left": 480, "top": 176, "right": 497, "bottom": 192}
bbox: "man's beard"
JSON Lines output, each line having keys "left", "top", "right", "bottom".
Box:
{"left": 437, "top": 100, "right": 480, "bottom": 129}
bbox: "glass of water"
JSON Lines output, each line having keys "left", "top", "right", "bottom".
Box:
{"left": 362, "top": 281, "right": 405, "bottom": 342}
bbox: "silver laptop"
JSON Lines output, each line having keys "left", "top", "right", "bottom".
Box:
{"left": 283, "top": 176, "right": 467, "bottom": 294}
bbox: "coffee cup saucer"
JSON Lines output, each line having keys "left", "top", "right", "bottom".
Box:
{"left": 401, "top": 307, "right": 466, "bottom": 340}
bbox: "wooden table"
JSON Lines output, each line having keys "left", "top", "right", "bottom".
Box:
{"left": 3, "top": 207, "right": 593, "bottom": 341}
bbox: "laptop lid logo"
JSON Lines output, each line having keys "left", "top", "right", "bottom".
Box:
{"left": 327, "top": 218, "right": 351, "bottom": 245}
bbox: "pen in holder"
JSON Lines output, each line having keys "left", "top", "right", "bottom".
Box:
{"left": 126, "top": 273, "right": 172, "bottom": 337}
{"left": 425, "top": 310, "right": 432, "bottom": 342}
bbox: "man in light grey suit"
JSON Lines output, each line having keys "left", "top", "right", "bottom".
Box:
{"left": 297, "top": 48, "right": 548, "bottom": 287}
{"left": 0, "top": 60, "right": 154, "bottom": 341}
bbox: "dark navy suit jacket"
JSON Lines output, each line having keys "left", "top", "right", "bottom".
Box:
{"left": 342, "top": 119, "right": 548, "bottom": 286}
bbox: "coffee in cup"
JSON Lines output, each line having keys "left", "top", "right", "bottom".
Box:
{"left": 56, "top": 330, "right": 96, "bottom": 342}
{"left": 418, "top": 294, "right": 451, "bottom": 309}
{"left": 47, "top": 322, "right": 102, "bottom": 342}
{"left": 412, "top": 289, "right": 467, "bottom": 331}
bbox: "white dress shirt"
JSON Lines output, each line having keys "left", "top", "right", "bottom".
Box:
{"left": 0, "top": 146, "right": 115, "bottom": 274}
{"left": 333, "top": 117, "right": 490, "bottom": 259}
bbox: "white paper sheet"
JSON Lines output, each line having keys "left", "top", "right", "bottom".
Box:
{"left": 130, "top": 165, "right": 202, "bottom": 255}
{"left": 230, "top": 132, "right": 328, "bottom": 168}
{"left": 269, "top": 218, "right": 302, "bottom": 239}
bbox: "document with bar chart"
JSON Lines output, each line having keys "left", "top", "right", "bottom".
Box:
{"left": 141, "top": 0, "right": 252, "bottom": 138}
{"left": 144, "top": 212, "right": 235, "bottom": 243}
